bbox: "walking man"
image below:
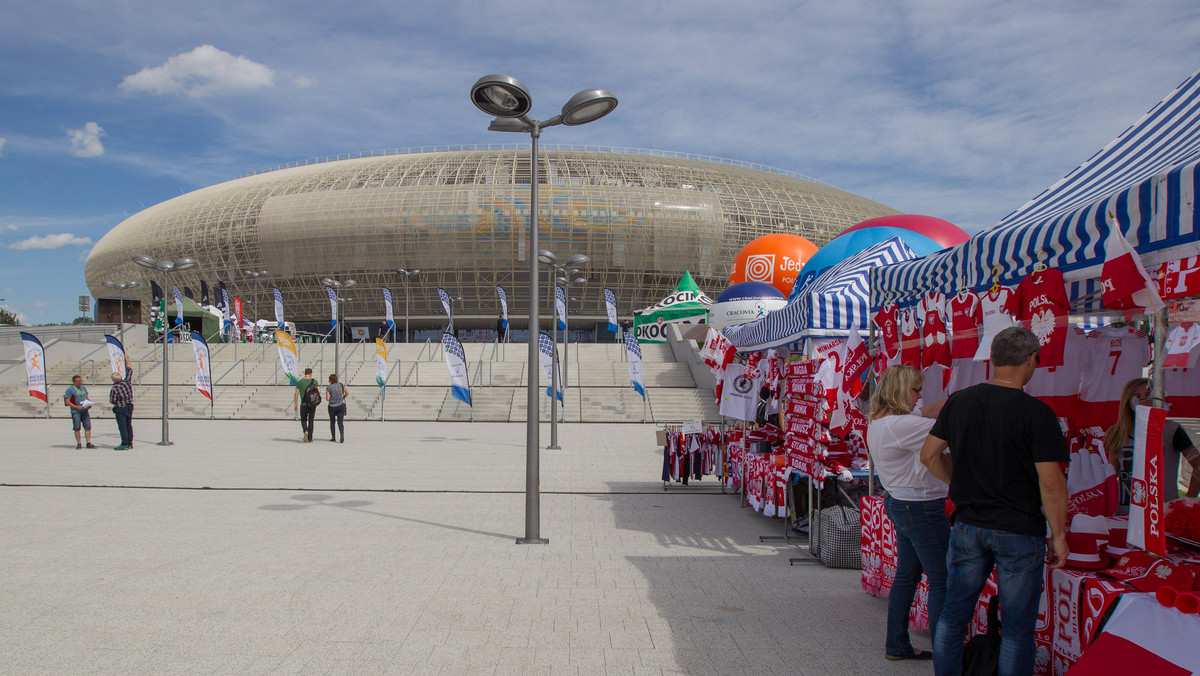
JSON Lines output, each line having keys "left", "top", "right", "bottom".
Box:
{"left": 920, "top": 326, "right": 1069, "bottom": 676}
{"left": 64, "top": 374, "right": 96, "bottom": 449}
{"left": 293, "top": 367, "right": 318, "bottom": 443}
{"left": 109, "top": 359, "right": 134, "bottom": 450}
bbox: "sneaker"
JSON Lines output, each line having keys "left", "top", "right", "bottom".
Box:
{"left": 85, "top": 443, "right": 97, "bottom": 449}
{"left": 339, "top": 437, "right": 344, "bottom": 444}
{"left": 114, "top": 445, "right": 130, "bottom": 451}
{"left": 330, "top": 438, "right": 337, "bottom": 442}
{"left": 76, "top": 443, "right": 82, "bottom": 449}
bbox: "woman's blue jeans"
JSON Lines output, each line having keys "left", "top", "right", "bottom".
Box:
{"left": 883, "top": 494, "right": 949, "bottom": 656}
{"left": 933, "top": 522, "right": 1046, "bottom": 676}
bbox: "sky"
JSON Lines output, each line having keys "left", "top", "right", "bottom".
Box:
{"left": 1, "top": 0, "right": 1198, "bottom": 325}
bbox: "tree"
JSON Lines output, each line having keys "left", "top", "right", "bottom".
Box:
{"left": 0, "top": 308, "right": 18, "bottom": 325}
{"left": 72, "top": 316, "right": 95, "bottom": 325}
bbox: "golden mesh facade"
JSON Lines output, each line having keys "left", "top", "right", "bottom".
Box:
{"left": 85, "top": 147, "right": 899, "bottom": 330}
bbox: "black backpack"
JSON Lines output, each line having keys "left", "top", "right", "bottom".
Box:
{"left": 303, "top": 381, "right": 322, "bottom": 407}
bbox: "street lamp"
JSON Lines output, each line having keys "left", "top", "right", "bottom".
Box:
{"left": 472, "top": 74, "right": 616, "bottom": 545}
{"left": 540, "top": 250, "right": 590, "bottom": 448}
{"left": 395, "top": 268, "right": 420, "bottom": 342}
{"left": 131, "top": 254, "right": 198, "bottom": 446}
{"left": 242, "top": 269, "right": 269, "bottom": 340}
{"left": 321, "top": 278, "right": 355, "bottom": 374}
{"left": 100, "top": 280, "right": 141, "bottom": 345}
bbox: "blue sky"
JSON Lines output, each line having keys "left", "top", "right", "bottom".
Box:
{"left": 2, "top": 0, "right": 1198, "bottom": 324}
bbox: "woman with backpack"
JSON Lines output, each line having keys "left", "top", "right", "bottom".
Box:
{"left": 326, "top": 374, "right": 349, "bottom": 443}
{"left": 293, "top": 368, "right": 320, "bottom": 443}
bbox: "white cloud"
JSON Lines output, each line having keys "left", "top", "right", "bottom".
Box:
{"left": 1, "top": 224, "right": 16, "bottom": 232}
{"left": 0, "top": 137, "right": 6, "bottom": 157}
{"left": 292, "top": 76, "right": 315, "bottom": 89}
{"left": 67, "top": 122, "right": 105, "bottom": 157}
{"left": 120, "top": 45, "right": 276, "bottom": 97}
{"left": 8, "top": 233, "right": 94, "bottom": 250}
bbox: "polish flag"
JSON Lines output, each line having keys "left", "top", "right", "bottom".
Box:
{"left": 1100, "top": 213, "right": 1165, "bottom": 315}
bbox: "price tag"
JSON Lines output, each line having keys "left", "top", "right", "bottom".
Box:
{"left": 682, "top": 419, "right": 702, "bottom": 434}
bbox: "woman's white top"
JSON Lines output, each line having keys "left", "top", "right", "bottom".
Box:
{"left": 866, "top": 413, "right": 948, "bottom": 501}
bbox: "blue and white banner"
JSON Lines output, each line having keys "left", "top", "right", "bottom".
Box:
{"left": 496, "top": 286, "right": 509, "bottom": 330}
{"left": 441, "top": 332, "right": 471, "bottom": 406}
{"left": 172, "top": 286, "right": 183, "bottom": 325}
{"left": 604, "top": 288, "right": 619, "bottom": 334}
{"left": 190, "top": 331, "right": 212, "bottom": 401}
{"left": 382, "top": 287, "right": 395, "bottom": 333}
{"left": 624, "top": 332, "right": 644, "bottom": 398}
{"left": 220, "top": 287, "right": 232, "bottom": 335}
{"left": 105, "top": 335, "right": 125, "bottom": 376}
{"left": 273, "top": 287, "right": 284, "bottom": 329}
{"left": 538, "top": 331, "right": 562, "bottom": 401}
{"left": 20, "top": 331, "right": 46, "bottom": 402}
{"left": 555, "top": 286, "right": 567, "bottom": 330}
{"left": 437, "top": 288, "right": 452, "bottom": 326}
{"left": 325, "top": 286, "right": 338, "bottom": 327}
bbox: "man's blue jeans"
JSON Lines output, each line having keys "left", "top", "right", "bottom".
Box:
{"left": 113, "top": 405, "right": 133, "bottom": 447}
{"left": 933, "top": 522, "right": 1046, "bottom": 676}
{"left": 884, "top": 495, "right": 949, "bottom": 656}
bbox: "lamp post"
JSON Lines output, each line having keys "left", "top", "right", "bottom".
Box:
{"left": 396, "top": 268, "right": 420, "bottom": 342}
{"left": 555, "top": 272, "right": 588, "bottom": 396}
{"left": 100, "top": 280, "right": 141, "bottom": 345}
{"left": 322, "top": 278, "right": 355, "bottom": 374}
{"left": 131, "top": 254, "right": 197, "bottom": 446}
{"left": 242, "top": 269, "right": 268, "bottom": 340}
{"left": 540, "top": 251, "right": 590, "bottom": 447}
{"left": 472, "top": 74, "right": 616, "bottom": 544}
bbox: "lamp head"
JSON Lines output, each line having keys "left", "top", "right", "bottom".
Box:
{"left": 131, "top": 254, "right": 158, "bottom": 270}
{"left": 561, "top": 89, "right": 617, "bottom": 126}
{"left": 321, "top": 278, "right": 335, "bottom": 287}
{"left": 565, "top": 253, "right": 591, "bottom": 266}
{"left": 174, "top": 258, "right": 198, "bottom": 271}
{"left": 471, "top": 74, "right": 533, "bottom": 118}
{"left": 537, "top": 250, "right": 558, "bottom": 266}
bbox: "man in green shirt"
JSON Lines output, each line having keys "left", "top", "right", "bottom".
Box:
{"left": 293, "top": 368, "right": 318, "bottom": 443}
{"left": 64, "top": 375, "right": 96, "bottom": 449}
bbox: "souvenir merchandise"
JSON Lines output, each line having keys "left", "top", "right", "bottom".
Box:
{"left": 898, "top": 307, "right": 921, "bottom": 367}
{"left": 946, "top": 357, "right": 988, "bottom": 395}
{"left": 1024, "top": 327, "right": 1088, "bottom": 421}
{"left": 1156, "top": 256, "right": 1200, "bottom": 300}
{"left": 873, "top": 302, "right": 901, "bottom": 362}
{"left": 1163, "top": 322, "right": 1200, "bottom": 369}
{"left": 918, "top": 290, "right": 951, "bottom": 368}
{"left": 718, "top": 361, "right": 759, "bottom": 422}
{"left": 972, "top": 286, "right": 1017, "bottom": 361}
{"left": 920, "top": 364, "right": 951, "bottom": 406}
{"left": 1166, "top": 367, "right": 1200, "bottom": 418}
{"left": 1012, "top": 267, "right": 1071, "bottom": 367}
{"left": 948, "top": 289, "right": 981, "bottom": 359}
{"left": 1076, "top": 326, "right": 1151, "bottom": 428}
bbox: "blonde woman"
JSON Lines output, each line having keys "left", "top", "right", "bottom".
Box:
{"left": 867, "top": 365, "right": 947, "bottom": 662}
{"left": 1104, "top": 378, "right": 1199, "bottom": 513}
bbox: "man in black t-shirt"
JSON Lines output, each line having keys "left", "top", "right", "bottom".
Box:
{"left": 920, "top": 326, "right": 1068, "bottom": 676}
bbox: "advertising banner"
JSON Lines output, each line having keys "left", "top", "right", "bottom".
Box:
{"left": 190, "top": 331, "right": 212, "bottom": 401}
{"left": 234, "top": 296, "right": 244, "bottom": 342}
{"left": 538, "top": 332, "right": 562, "bottom": 401}
{"left": 105, "top": 334, "right": 126, "bottom": 376}
{"left": 625, "top": 331, "right": 644, "bottom": 398}
{"left": 632, "top": 272, "right": 714, "bottom": 343}
{"left": 382, "top": 288, "right": 395, "bottom": 334}
{"left": 437, "top": 288, "right": 452, "bottom": 325}
{"left": 273, "top": 288, "right": 284, "bottom": 329}
{"left": 441, "top": 332, "right": 471, "bottom": 405}
{"left": 604, "top": 288, "right": 619, "bottom": 334}
{"left": 555, "top": 286, "right": 567, "bottom": 330}
{"left": 497, "top": 286, "right": 508, "bottom": 331}
{"left": 20, "top": 332, "right": 47, "bottom": 402}
{"left": 276, "top": 329, "right": 299, "bottom": 386}
{"left": 325, "top": 286, "right": 338, "bottom": 327}
{"left": 1127, "top": 405, "right": 1168, "bottom": 554}
{"left": 375, "top": 338, "right": 387, "bottom": 387}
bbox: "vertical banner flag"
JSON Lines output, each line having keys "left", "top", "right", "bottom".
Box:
{"left": 555, "top": 286, "right": 567, "bottom": 330}
{"left": 441, "top": 332, "right": 471, "bottom": 405}
{"left": 273, "top": 287, "right": 284, "bottom": 329}
{"left": 1101, "top": 211, "right": 1166, "bottom": 314}
{"left": 625, "top": 331, "right": 645, "bottom": 398}
{"left": 105, "top": 335, "right": 126, "bottom": 376}
{"left": 325, "top": 286, "right": 338, "bottom": 327}
{"left": 183, "top": 286, "right": 195, "bottom": 303}
{"left": 382, "top": 288, "right": 395, "bottom": 334}
{"left": 437, "top": 288, "right": 452, "bottom": 327}
{"left": 276, "top": 329, "right": 300, "bottom": 386}
{"left": 220, "top": 285, "right": 231, "bottom": 336}
{"left": 375, "top": 338, "right": 388, "bottom": 386}
{"left": 161, "top": 295, "right": 172, "bottom": 343}
{"left": 233, "top": 296, "right": 245, "bottom": 342}
{"left": 604, "top": 288, "right": 619, "bottom": 334}
{"left": 496, "top": 286, "right": 509, "bottom": 331}
{"left": 172, "top": 286, "right": 184, "bottom": 325}
{"left": 190, "top": 331, "right": 213, "bottom": 401}
{"left": 150, "top": 281, "right": 164, "bottom": 333}
{"left": 20, "top": 332, "right": 47, "bottom": 402}
{"left": 538, "top": 331, "right": 563, "bottom": 401}
{"left": 200, "top": 280, "right": 210, "bottom": 306}
{"left": 1127, "top": 405, "right": 1168, "bottom": 555}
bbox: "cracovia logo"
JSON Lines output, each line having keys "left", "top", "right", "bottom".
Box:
{"left": 732, "top": 375, "right": 754, "bottom": 394}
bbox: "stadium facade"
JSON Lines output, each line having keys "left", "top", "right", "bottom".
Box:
{"left": 84, "top": 146, "right": 899, "bottom": 339}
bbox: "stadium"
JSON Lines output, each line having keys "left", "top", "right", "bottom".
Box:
{"left": 83, "top": 146, "right": 899, "bottom": 340}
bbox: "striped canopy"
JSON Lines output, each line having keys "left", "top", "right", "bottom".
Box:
{"left": 875, "top": 67, "right": 1200, "bottom": 310}
{"left": 724, "top": 236, "right": 917, "bottom": 351}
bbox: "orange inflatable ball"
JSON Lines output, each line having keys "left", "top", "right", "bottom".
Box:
{"left": 728, "top": 234, "right": 819, "bottom": 297}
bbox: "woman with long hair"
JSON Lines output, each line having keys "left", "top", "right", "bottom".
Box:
{"left": 867, "top": 365, "right": 947, "bottom": 662}
{"left": 325, "top": 373, "right": 349, "bottom": 443}
{"left": 1104, "top": 378, "right": 1199, "bottom": 512}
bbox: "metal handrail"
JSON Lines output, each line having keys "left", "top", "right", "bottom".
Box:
{"left": 215, "top": 359, "right": 246, "bottom": 385}
{"left": 374, "top": 359, "right": 405, "bottom": 421}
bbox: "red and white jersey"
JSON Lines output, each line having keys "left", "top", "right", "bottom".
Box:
{"left": 1155, "top": 256, "right": 1200, "bottom": 300}
{"left": 919, "top": 291, "right": 951, "bottom": 368}
{"left": 1166, "top": 366, "right": 1200, "bottom": 418}
{"left": 948, "top": 290, "right": 981, "bottom": 360}
{"left": 972, "top": 287, "right": 1017, "bottom": 361}
{"left": 947, "top": 357, "right": 989, "bottom": 395}
{"left": 1012, "top": 268, "right": 1071, "bottom": 368}
{"left": 1077, "top": 326, "right": 1151, "bottom": 428}
{"left": 899, "top": 308, "right": 921, "bottom": 368}
{"left": 873, "top": 303, "right": 901, "bottom": 360}
{"left": 1024, "top": 327, "right": 1088, "bottom": 420}
{"left": 1163, "top": 322, "right": 1200, "bottom": 369}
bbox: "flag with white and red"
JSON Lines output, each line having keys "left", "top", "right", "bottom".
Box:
{"left": 1100, "top": 212, "right": 1165, "bottom": 315}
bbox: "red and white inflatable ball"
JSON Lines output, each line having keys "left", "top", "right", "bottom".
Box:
{"left": 729, "top": 234, "right": 819, "bottom": 298}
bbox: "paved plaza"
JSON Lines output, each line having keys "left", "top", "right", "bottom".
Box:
{"left": 0, "top": 419, "right": 929, "bottom": 675}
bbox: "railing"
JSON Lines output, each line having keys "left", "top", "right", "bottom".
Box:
{"left": 215, "top": 360, "right": 246, "bottom": 386}
{"left": 374, "top": 359, "right": 405, "bottom": 421}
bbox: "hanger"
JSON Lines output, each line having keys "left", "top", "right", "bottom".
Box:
{"left": 989, "top": 266, "right": 1002, "bottom": 294}
{"left": 959, "top": 274, "right": 969, "bottom": 295}
{"left": 1033, "top": 251, "right": 1049, "bottom": 278}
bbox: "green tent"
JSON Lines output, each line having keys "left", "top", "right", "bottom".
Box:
{"left": 163, "top": 295, "right": 221, "bottom": 342}
{"left": 633, "top": 271, "right": 715, "bottom": 343}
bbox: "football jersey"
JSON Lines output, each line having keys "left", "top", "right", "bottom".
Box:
{"left": 899, "top": 308, "right": 922, "bottom": 368}
{"left": 919, "top": 291, "right": 951, "bottom": 368}
{"left": 973, "top": 287, "right": 1017, "bottom": 361}
{"left": 1166, "top": 366, "right": 1200, "bottom": 418}
{"left": 1163, "top": 322, "right": 1200, "bottom": 369}
{"left": 1011, "top": 268, "right": 1071, "bottom": 368}
{"left": 948, "top": 290, "right": 981, "bottom": 360}
{"left": 873, "top": 303, "right": 901, "bottom": 360}
{"left": 1077, "top": 326, "right": 1151, "bottom": 428}
{"left": 1024, "top": 327, "right": 1088, "bottom": 420}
